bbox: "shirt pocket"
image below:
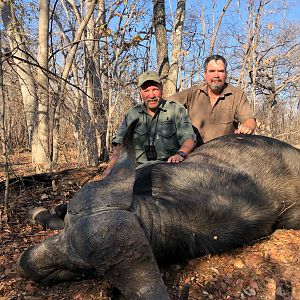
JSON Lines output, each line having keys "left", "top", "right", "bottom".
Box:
{"left": 156, "top": 121, "right": 178, "bottom": 152}
{"left": 214, "top": 110, "right": 233, "bottom": 124}
{"left": 134, "top": 126, "right": 148, "bottom": 149}
{"left": 157, "top": 121, "right": 176, "bottom": 137}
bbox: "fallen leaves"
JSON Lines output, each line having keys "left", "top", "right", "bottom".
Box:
{"left": 1, "top": 164, "right": 300, "bottom": 299}
{"left": 233, "top": 258, "right": 245, "bottom": 269}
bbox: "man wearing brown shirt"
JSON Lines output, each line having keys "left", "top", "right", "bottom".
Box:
{"left": 168, "top": 55, "right": 256, "bottom": 144}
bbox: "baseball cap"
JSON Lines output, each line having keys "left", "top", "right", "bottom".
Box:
{"left": 138, "top": 71, "right": 162, "bottom": 87}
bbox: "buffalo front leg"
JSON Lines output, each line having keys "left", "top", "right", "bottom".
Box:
{"left": 71, "top": 210, "right": 169, "bottom": 300}
{"left": 29, "top": 206, "right": 65, "bottom": 230}
{"left": 17, "top": 233, "right": 78, "bottom": 284}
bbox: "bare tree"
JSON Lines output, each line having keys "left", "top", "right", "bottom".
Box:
{"left": 98, "top": 0, "right": 110, "bottom": 161}
{"left": 0, "top": 0, "right": 38, "bottom": 148}
{"left": 236, "top": 0, "right": 267, "bottom": 115}
{"left": 80, "top": 0, "right": 101, "bottom": 166}
{"left": 32, "top": 0, "right": 50, "bottom": 168}
{"left": 153, "top": 0, "right": 170, "bottom": 81}
{"left": 0, "top": 30, "right": 4, "bottom": 155}
{"left": 208, "top": 0, "right": 232, "bottom": 56}
{"left": 230, "top": 0, "right": 300, "bottom": 143}
{"left": 52, "top": 0, "right": 97, "bottom": 164}
{"left": 163, "top": 0, "right": 186, "bottom": 96}
{"left": 0, "top": 30, "right": 9, "bottom": 220}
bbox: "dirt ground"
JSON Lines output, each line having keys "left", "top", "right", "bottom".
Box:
{"left": 1, "top": 153, "right": 300, "bottom": 300}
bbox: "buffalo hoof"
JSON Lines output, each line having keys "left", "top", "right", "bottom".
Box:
{"left": 28, "top": 206, "right": 65, "bottom": 230}
{"left": 28, "top": 207, "right": 48, "bottom": 225}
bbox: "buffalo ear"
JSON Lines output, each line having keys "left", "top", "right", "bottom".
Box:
{"left": 122, "top": 118, "right": 139, "bottom": 153}
{"left": 109, "top": 119, "right": 138, "bottom": 180}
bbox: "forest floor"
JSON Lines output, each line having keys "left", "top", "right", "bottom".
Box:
{"left": 1, "top": 152, "right": 300, "bottom": 300}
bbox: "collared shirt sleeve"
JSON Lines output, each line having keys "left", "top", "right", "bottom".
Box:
{"left": 166, "top": 88, "right": 190, "bottom": 106}
{"left": 112, "top": 115, "right": 128, "bottom": 145}
{"left": 174, "top": 104, "right": 196, "bottom": 145}
{"left": 235, "top": 91, "right": 255, "bottom": 123}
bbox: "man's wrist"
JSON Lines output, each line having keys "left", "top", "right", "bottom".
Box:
{"left": 177, "top": 150, "right": 188, "bottom": 158}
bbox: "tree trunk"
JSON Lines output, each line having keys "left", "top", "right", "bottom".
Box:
{"left": 0, "top": 0, "right": 38, "bottom": 147}
{"left": 80, "top": 0, "right": 100, "bottom": 166}
{"left": 0, "top": 30, "right": 5, "bottom": 155}
{"left": 0, "top": 30, "right": 9, "bottom": 215}
{"left": 32, "top": 0, "right": 50, "bottom": 168}
{"left": 208, "top": 0, "right": 232, "bottom": 56}
{"left": 153, "top": 0, "right": 170, "bottom": 81}
{"left": 52, "top": 0, "right": 97, "bottom": 164}
{"left": 99, "top": 0, "right": 109, "bottom": 161}
{"left": 237, "top": 0, "right": 267, "bottom": 115}
{"left": 163, "top": 0, "right": 186, "bottom": 97}
{"left": 0, "top": 30, "right": 5, "bottom": 154}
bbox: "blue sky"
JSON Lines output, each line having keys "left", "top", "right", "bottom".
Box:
{"left": 169, "top": 0, "right": 299, "bottom": 23}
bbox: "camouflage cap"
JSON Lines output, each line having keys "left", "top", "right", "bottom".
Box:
{"left": 138, "top": 70, "right": 162, "bottom": 87}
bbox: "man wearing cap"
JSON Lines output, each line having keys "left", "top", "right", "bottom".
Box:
{"left": 103, "top": 70, "right": 196, "bottom": 176}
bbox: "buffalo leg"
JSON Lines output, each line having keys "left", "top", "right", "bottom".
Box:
{"left": 17, "top": 233, "right": 76, "bottom": 284}
{"left": 29, "top": 207, "right": 65, "bottom": 230}
{"left": 51, "top": 203, "right": 68, "bottom": 219}
{"left": 71, "top": 210, "right": 169, "bottom": 300}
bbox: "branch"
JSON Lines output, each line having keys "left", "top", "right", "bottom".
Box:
{"left": 2, "top": 51, "right": 93, "bottom": 99}
{"left": 209, "top": 0, "right": 232, "bottom": 56}
{"left": 275, "top": 74, "right": 300, "bottom": 94}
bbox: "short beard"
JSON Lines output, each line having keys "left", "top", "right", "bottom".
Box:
{"left": 209, "top": 83, "right": 224, "bottom": 94}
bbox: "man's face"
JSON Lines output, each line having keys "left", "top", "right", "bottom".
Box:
{"left": 204, "top": 59, "right": 227, "bottom": 94}
{"left": 140, "top": 81, "right": 163, "bottom": 112}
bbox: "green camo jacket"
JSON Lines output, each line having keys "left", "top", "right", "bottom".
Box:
{"left": 112, "top": 99, "right": 196, "bottom": 165}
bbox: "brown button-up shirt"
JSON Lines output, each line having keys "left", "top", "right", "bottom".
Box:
{"left": 168, "top": 82, "right": 254, "bottom": 143}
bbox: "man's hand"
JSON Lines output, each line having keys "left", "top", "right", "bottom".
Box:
{"left": 167, "top": 154, "right": 185, "bottom": 163}
{"left": 167, "top": 139, "right": 195, "bottom": 163}
{"left": 234, "top": 124, "right": 254, "bottom": 134}
{"left": 167, "top": 138, "right": 195, "bottom": 163}
{"left": 102, "top": 167, "right": 112, "bottom": 179}
{"left": 235, "top": 118, "right": 257, "bottom": 135}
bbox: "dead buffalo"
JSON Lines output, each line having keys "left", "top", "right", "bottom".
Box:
{"left": 18, "top": 127, "right": 300, "bottom": 299}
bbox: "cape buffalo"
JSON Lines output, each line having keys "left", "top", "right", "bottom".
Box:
{"left": 18, "top": 126, "right": 300, "bottom": 299}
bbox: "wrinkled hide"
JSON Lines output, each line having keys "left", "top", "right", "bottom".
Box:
{"left": 18, "top": 134, "right": 300, "bottom": 300}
